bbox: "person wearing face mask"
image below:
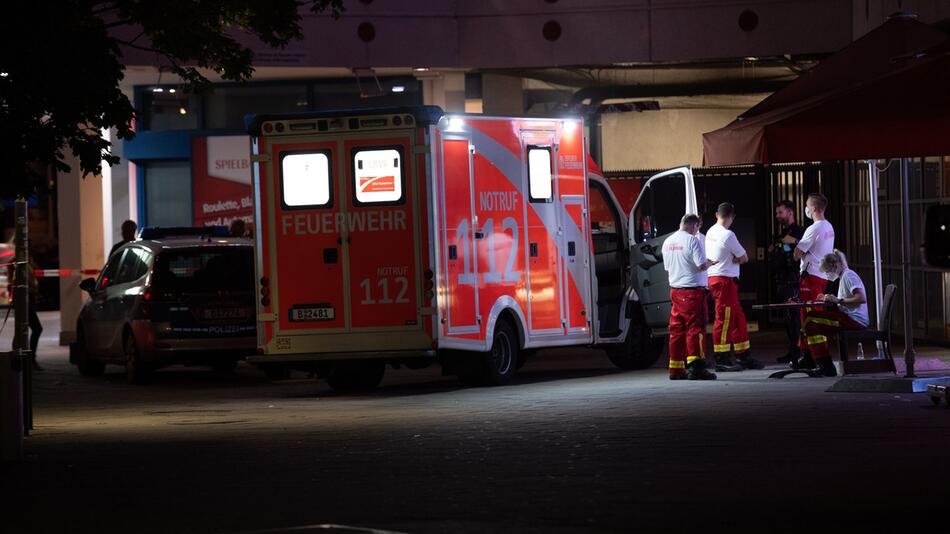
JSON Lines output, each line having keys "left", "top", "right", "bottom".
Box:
{"left": 792, "top": 193, "right": 835, "bottom": 368}
{"left": 771, "top": 200, "right": 805, "bottom": 363}
{"left": 798, "top": 250, "right": 868, "bottom": 377}
{"left": 662, "top": 214, "right": 718, "bottom": 380}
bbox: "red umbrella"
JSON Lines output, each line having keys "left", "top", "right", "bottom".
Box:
{"left": 703, "top": 43, "right": 950, "bottom": 164}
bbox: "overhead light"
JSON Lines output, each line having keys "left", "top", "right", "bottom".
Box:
{"left": 0, "top": 72, "right": 8, "bottom": 77}
{"left": 413, "top": 67, "right": 430, "bottom": 72}
{"left": 168, "top": 88, "right": 176, "bottom": 94}
{"left": 152, "top": 87, "right": 164, "bottom": 93}
{"left": 744, "top": 56, "right": 759, "bottom": 62}
{"left": 391, "top": 85, "right": 406, "bottom": 93}
{"left": 179, "top": 107, "right": 187, "bottom": 115}
{"left": 446, "top": 117, "right": 465, "bottom": 132}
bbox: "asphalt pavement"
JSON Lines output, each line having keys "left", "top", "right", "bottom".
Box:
{"left": 2, "top": 312, "right": 949, "bottom": 534}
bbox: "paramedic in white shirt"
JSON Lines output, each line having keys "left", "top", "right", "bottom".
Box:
{"left": 662, "top": 214, "right": 717, "bottom": 381}
{"left": 705, "top": 203, "right": 762, "bottom": 371}
{"left": 799, "top": 250, "right": 868, "bottom": 377}
{"left": 791, "top": 193, "right": 835, "bottom": 360}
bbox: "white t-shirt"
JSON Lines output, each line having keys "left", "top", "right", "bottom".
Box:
{"left": 705, "top": 223, "right": 746, "bottom": 278}
{"left": 837, "top": 269, "right": 869, "bottom": 327}
{"left": 797, "top": 219, "right": 835, "bottom": 279}
{"left": 662, "top": 230, "right": 708, "bottom": 288}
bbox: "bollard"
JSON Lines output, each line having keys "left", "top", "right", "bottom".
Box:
{"left": 0, "top": 350, "right": 24, "bottom": 462}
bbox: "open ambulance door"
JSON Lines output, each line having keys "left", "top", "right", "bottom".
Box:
{"left": 627, "top": 166, "right": 698, "bottom": 333}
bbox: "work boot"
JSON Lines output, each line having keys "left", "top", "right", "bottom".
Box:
{"left": 816, "top": 357, "right": 837, "bottom": 377}
{"left": 715, "top": 354, "right": 742, "bottom": 372}
{"left": 790, "top": 353, "right": 816, "bottom": 370}
{"left": 736, "top": 353, "right": 764, "bottom": 370}
{"left": 669, "top": 372, "right": 687, "bottom": 381}
{"left": 687, "top": 360, "right": 717, "bottom": 380}
{"left": 31, "top": 358, "right": 43, "bottom": 372}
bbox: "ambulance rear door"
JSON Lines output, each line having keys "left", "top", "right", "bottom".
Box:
{"left": 262, "top": 122, "right": 425, "bottom": 348}
{"left": 627, "top": 166, "right": 697, "bottom": 332}
{"left": 344, "top": 136, "right": 422, "bottom": 333}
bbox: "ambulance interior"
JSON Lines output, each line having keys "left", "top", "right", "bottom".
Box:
{"left": 588, "top": 181, "right": 628, "bottom": 336}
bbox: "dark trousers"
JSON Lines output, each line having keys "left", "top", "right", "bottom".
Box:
{"left": 777, "top": 281, "right": 800, "bottom": 353}
{"left": 12, "top": 296, "right": 42, "bottom": 357}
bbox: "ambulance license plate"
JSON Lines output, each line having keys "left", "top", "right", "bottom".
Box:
{"left": 289, "top": 306, "right": 335, "bottom": 322}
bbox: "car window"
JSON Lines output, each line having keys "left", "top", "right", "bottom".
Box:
{"left": 633, "top": 173, "right": 686, "bottom": 243}
{"left": 153, "top": 247, "right": 254, "bottom": 294}
{"left": 98, "top": 250, "right": 125, "bottom": 289}
{"left": 113, "top": 248, "right": 150, "bottom": 285}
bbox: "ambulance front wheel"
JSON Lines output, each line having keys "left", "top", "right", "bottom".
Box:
{"left": 606, "top": 322, "right": 664, "bottom": 370}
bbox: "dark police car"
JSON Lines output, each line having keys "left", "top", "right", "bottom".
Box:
{"left": 70, "top": 227, "right": 256, "bottom": 383}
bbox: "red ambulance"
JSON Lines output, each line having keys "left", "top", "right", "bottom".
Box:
{"left": 245, "top": 106, "right": 696, "bottom": 390}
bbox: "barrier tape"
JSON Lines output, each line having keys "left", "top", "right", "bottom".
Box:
{"left": 34, "top": 269, "right": 101, "bottom": 278}
{"left": 0, "top": 262, "right": 101, "bottom": 278}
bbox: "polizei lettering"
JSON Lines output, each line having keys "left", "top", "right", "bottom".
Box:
{"left": 479, "top": 191, "right": 518, "bottom": 212}
{"left": 281, "top": 210, "right": 407, "bottom": 235}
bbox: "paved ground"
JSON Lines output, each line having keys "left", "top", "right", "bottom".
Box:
{"left": 2, "top": 312, "right": 950, "bottom": 533}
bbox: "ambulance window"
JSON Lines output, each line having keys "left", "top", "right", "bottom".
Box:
{"left": 280, "top": 152, "right": 332, "bottom": 209}
{"left": 353, "top": 147, "right": 404, "bottom": 205}
{"left": 589, "top": 183, "right": 619, "bottom": 233}
{"left": 527, "top": 146, "right": 553, "bottom": 202}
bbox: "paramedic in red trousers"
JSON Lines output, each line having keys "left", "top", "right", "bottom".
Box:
{"left": 662, "top": 214, "right": 717, "bottom": 380}
{"left": 705, "top": 203, "right": 763, "bottom": 372}
{"left": 799, "top": 250, "right": 868, "bottom": 377}
{"left": 792, "top": 193, "right": 835, "bottom": 368}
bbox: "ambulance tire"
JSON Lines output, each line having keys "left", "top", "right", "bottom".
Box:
{"left": 326, "top": 361, "right": 386, "bottom": 392}
{"left": 606, "top": 322, "right": 664, "bottom": 370}
{"left": 467, "top": 320, "right": 519, "bottom": 387}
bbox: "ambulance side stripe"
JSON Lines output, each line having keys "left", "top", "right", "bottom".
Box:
{"left": 467, "top": 125, "right": 592, "bottom": 312}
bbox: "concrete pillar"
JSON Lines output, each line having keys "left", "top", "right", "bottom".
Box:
{"left": 420, "top": 71, "right": 466, "bottom": 113}
{"left": 57, "top": 155, "right": 105, "bottom": 345}
{"left": 108, "top": 127, "right": 134, "bottom": 246}
{"left": 481, "top": 74, "right": 524, "bottom": 116}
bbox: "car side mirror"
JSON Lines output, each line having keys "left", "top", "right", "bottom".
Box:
{"left": 922, "top": 205, "right": 950, "bottom": 269}
{"left": 79, "top": 278, "right": 97, "bottom": 293}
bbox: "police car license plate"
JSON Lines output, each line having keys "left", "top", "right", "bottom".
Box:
{"left": 203, "top": 308, "right": 249, "bottom": 320}
{"left": 289, "top": 306, "right": 335, "bottom": 322}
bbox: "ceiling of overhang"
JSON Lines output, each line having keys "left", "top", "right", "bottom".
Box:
{"left": 509, "top": 56, "right": 821, "bottom": 92}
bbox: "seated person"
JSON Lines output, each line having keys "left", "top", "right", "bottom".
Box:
{"left": 797, "top": 249, "right": 869, "bottom": 376}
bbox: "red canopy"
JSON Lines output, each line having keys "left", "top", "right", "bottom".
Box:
{"left": 703, "top": 15, "right": 950, "bottom": 165}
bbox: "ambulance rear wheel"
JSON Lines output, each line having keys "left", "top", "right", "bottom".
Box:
{"left": 326, "top": 361, "right": 386, "bottom": 392}
{"left": 606, "top": 322, "right": 664, "bottom": 370}
{"left": 481, "top": 320, "right": 519, "bottom": 386}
